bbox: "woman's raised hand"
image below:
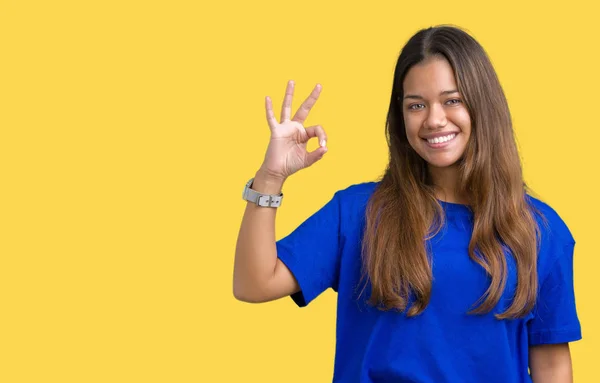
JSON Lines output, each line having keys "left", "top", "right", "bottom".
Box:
{"left": 258, "top": 81, "right": 328, "bottom": 181}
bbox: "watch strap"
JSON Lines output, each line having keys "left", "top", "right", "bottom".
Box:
{"left": 243, "top": 178, "right": 283, "bottom": 208}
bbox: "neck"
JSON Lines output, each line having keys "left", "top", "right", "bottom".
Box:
{"left": 428, "top": 164, "right": 469, "bottom": 205}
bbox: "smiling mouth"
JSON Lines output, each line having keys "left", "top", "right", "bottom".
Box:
{"left": 423, "top": 133, "right": 457, "bottom": 144}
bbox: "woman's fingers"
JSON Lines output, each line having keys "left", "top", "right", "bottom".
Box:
{"left": 304, "top": 125, "right": 328, "bottom": 148}
{"left": 265, "top": 96, "right": 277, "bottom": 130}
{"left": 305, "top": 144, "right": 328, "bottom": 167}
{"left": 266, "top": 81, "right": 323, "bottom": 133}
{"left": 280, "top": 80, "right": 295, "bottom": 122}
{"left": 293, "top": 84, "right": 322, "bottom": 125}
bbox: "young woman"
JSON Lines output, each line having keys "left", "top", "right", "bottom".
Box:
{"left": 234, "top": 25, "right": 581, "bottom": 382}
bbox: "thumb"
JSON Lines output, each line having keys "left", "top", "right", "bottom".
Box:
{"left": 305, "top": 145, "right": 328, "bottom": 168}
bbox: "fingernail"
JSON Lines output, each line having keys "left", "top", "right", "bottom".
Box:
{"left": 321, "top": 140, "right": 327, "bottom": 147}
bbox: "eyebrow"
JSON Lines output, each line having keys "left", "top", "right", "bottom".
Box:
{"left": 403, "top": 90, "right": 459, "bottom": 100}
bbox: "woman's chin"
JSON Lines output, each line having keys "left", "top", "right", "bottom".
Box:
{"left": 425, "top": 156, "right": 462, "bottom": 169}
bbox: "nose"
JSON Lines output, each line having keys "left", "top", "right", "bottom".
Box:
{"left": 424, "top": 103, "right": 447, "bottom": 129}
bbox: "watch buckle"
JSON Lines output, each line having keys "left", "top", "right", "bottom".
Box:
{"left": 257, "top": 195, "right": 272, "bottom": 207}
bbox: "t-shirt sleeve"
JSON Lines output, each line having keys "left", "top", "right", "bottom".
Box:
{"left": 275, "top": 191, "right": 343, "bottom": 307}
{"left": 528, "top": 240, "right": 582, "bottom": 345}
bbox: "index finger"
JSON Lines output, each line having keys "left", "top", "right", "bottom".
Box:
{"left": 292, "top": 84, "right": 322, "bottom": 124}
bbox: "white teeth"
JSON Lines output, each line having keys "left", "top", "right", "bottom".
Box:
{"left": 427, "top": 133, "right": 456, "bottom": 144}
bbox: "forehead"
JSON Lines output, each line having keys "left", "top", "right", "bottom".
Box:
{"left": 402, "top": 57, "right": 458, "bottom": 94}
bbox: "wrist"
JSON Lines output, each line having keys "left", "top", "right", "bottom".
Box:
{"left": 253, "top": 169, "right": 285, "bottom": 195}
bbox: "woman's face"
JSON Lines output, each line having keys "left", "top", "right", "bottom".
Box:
{"left": 402, "top": 56, "right": 471, "bottom": 170}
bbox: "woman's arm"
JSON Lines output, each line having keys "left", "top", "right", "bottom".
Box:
{"left": 233, "top": 170, "right": 299, "bottom": 303}
{"left": 529, "top": 343, "right": 573, "bottom": 383}
{"left": 233, "top": 81, "right": 327, "bottom": 303}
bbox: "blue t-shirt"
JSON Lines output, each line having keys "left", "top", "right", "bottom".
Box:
{"left": 275, "top": 181, "right": 581, "bottom": 383}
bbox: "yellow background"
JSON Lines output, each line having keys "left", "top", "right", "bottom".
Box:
{"left": 1, "top": 0, "right": 598, "bottom": 381}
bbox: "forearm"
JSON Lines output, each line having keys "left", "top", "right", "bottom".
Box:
{"left": 233, "top": 169, "right": 285, "bottom": 301}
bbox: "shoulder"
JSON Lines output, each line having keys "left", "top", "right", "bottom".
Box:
{"left": 334, "top": 181, "right": 379, "bottom": 208}
{"left": 526, "top": 195, "right": 575, "bottom": 245}
{"left": 329, "top": 181, "right": 380, "bottom": 228}
{"left": 336, "top": 181, "right": 379, "bottom": 198}
{"left": 526, "top": 195, "right": 576, "bottom": 281}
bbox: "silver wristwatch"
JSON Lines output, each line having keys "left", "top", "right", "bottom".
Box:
{"left": 242, "top": 178, "right": 283, "bottom": 207}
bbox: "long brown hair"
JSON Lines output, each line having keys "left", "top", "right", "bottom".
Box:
{"left": 361, "top": 25, "right": 540, "bottom": 319}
